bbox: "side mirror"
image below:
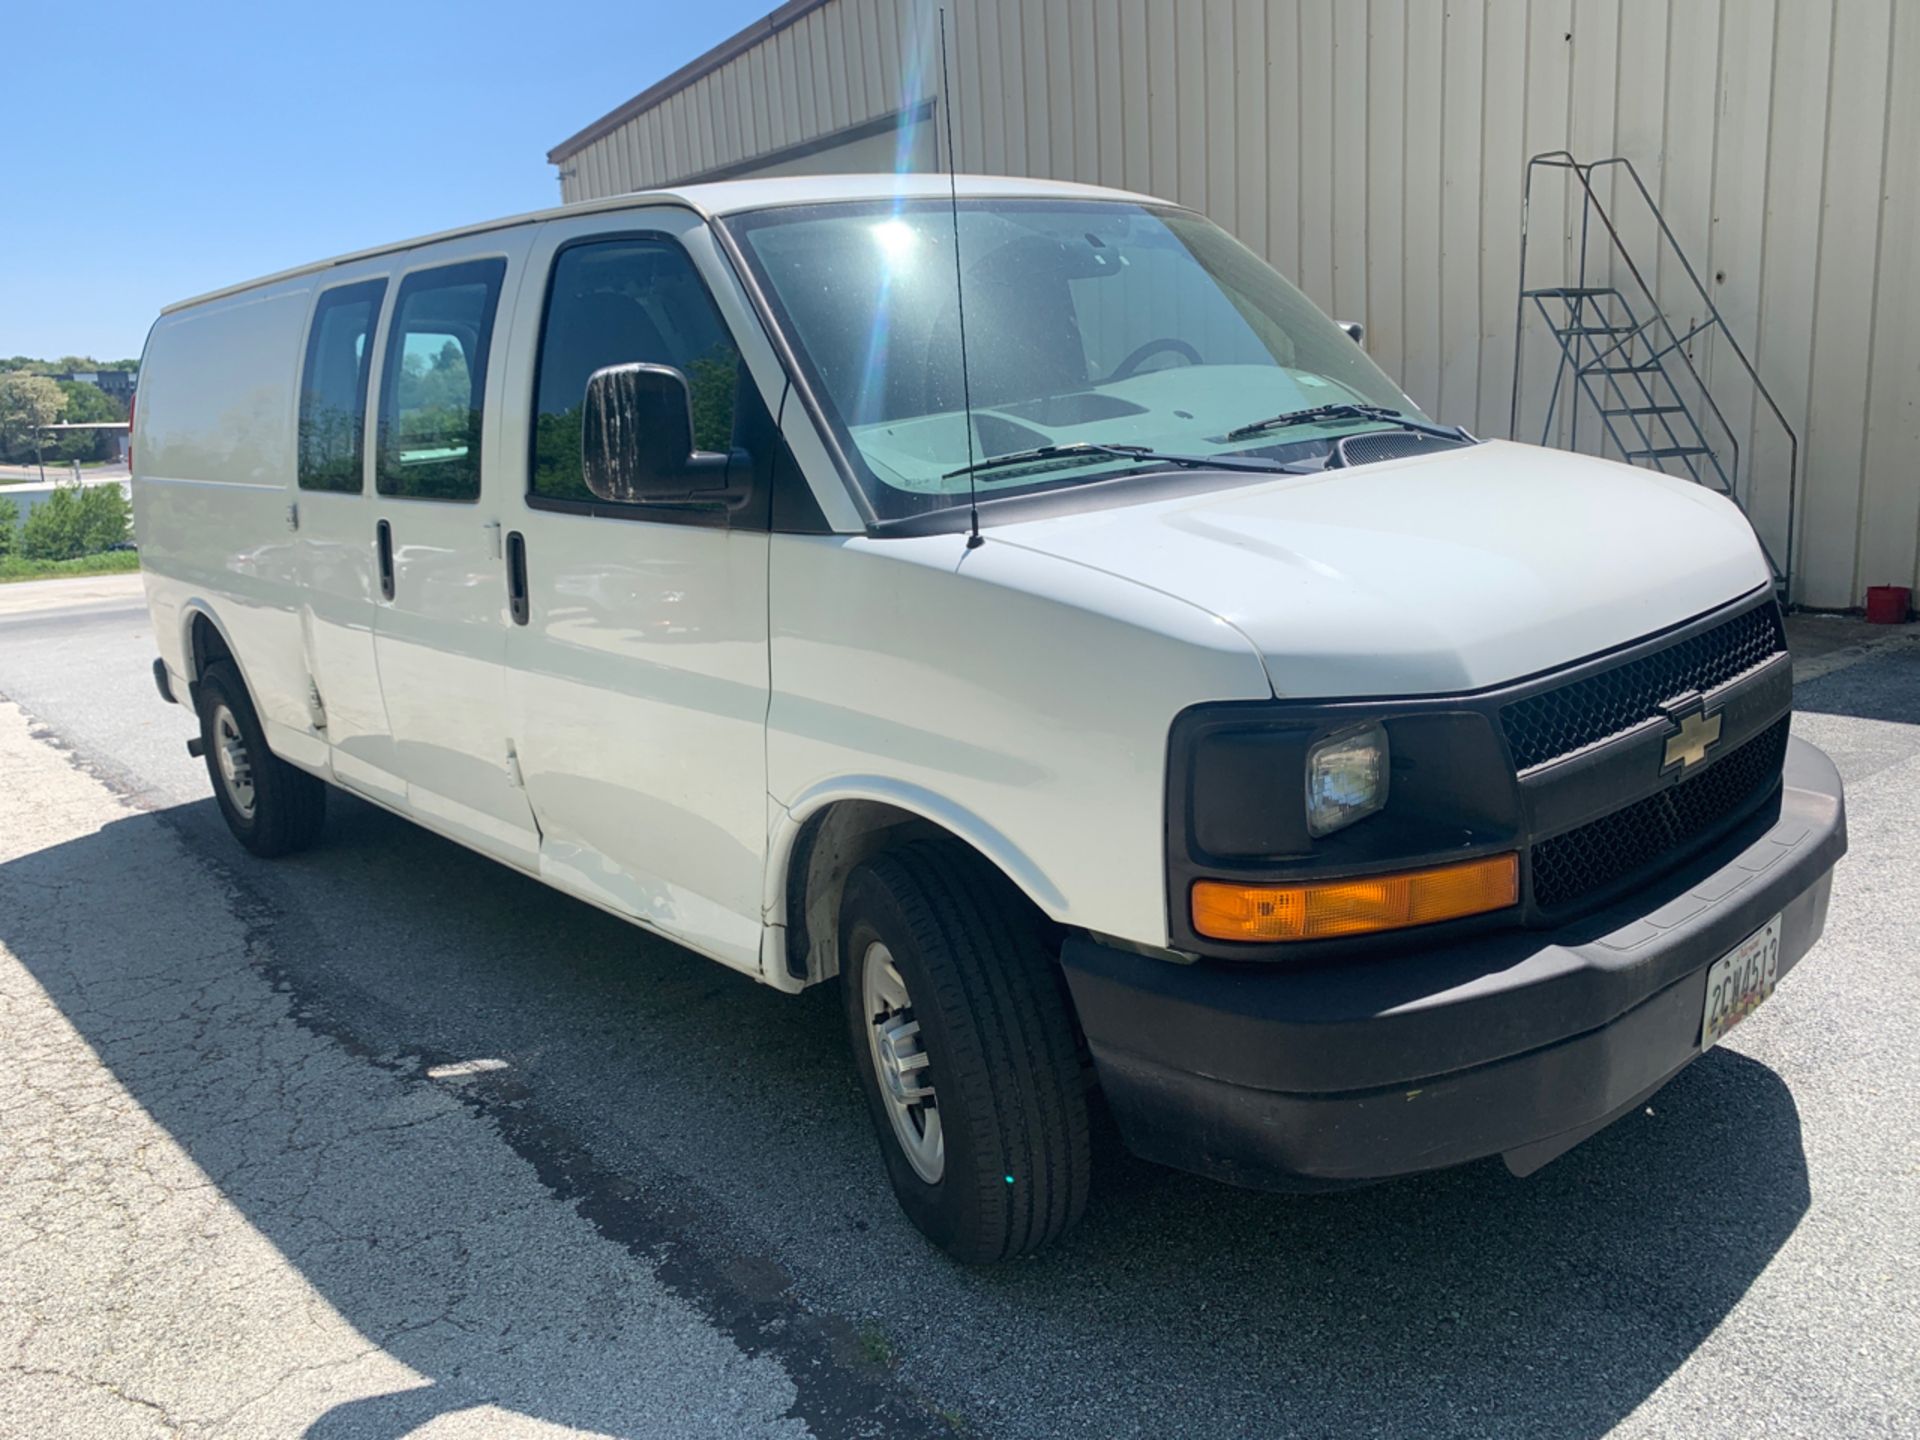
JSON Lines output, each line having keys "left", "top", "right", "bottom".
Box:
{"left": 581, "top": 362, "right": 731, "bottom": 505}
{"left": 1338, "top": 320, "right": 1365, "bottom": 345}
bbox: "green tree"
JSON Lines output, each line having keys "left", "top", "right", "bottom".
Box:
{"left": 0, "top": 374, "right": 64, "bottom": 462}
{"left": 51, "top": 380, "right": 125, "bottom": 462}
{"left": 0, "top": 496, "right": 18, "bottom": 558}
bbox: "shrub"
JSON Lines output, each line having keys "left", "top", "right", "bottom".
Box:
{"left": 19, "top": 480, "right": 128, "bottom": 561}
{"left": 0, "top": 496, "right": 17, "bottom": 558}
{"left": 78, "top": 479, "right": 131, "bottom": 549}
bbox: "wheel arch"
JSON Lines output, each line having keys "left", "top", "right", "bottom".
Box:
{"left": 179, "top": 601, "right": 241, "bottom": 692}
{"left": 766, "top": 779, "right": 1069, "bottom": 990}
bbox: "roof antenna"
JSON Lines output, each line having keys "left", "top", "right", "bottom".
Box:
{"left": 938, "top": 7, "right": 983, "bottom": 550}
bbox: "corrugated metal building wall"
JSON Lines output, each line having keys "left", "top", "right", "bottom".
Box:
{"left": 550, "top": 0, "right": 1920, "bottom": 610}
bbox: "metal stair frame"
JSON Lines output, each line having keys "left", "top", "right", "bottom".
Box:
{"left": 1510, "top": 152, "right": 1799, "bottom": 595}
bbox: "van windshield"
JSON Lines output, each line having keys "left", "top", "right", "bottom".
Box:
{"left": 723, "top": 197, "right": 1426, "bottom": 521}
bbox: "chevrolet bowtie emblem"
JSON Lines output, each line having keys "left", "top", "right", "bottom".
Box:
{"left": 1663, "top": 709, "right": 1723, "bottom": 770}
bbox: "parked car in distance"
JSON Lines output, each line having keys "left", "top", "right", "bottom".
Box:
{"left": 132, "top": 175, "right": 1845, "bottom": 1261}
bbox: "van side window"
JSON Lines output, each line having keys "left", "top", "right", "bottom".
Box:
{"left": 298, "top": 279, "right": 385, "bottom": 492}
{"left": 376, "top": 258, "right": 507, "bottom": 502}
{"left": 530, "top": 238, "right": 739, "bottom": 504}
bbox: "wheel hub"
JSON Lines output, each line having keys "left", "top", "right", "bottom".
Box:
{"left": 862, "top": 940, "right": 943, "bottom": 1183}
{"left": 211, "top": 705, "right": 255, "bottom": 819}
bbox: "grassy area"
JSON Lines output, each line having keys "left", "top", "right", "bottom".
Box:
{"left": 0, "top": 549, "right": 142, "bottom": 584}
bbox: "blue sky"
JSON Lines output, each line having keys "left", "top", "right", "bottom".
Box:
{"left": 0, "top": 0, "right": 776, "bottom": 360}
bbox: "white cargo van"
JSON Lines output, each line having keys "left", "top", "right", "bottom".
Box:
{"left": 133, "top": 175, "right": 1845, "bottom": 1261}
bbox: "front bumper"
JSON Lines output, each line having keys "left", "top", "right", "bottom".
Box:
{"left": 1062, "top": 735, "right": 1846, "bottom": 1190}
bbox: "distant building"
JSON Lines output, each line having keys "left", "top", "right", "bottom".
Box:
{"left": 58, "top": 369, "right": 137, "bottom": 403}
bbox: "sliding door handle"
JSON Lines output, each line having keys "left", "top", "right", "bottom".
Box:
{"left": 375, "top": 519, "right": 395, "bottom": 601}
{"left": 505, "top": 530, "right": 529, "bottom": 626}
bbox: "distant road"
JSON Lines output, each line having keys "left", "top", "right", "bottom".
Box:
{"left": 0, "top": 461, "right": 129, "bottom": 484}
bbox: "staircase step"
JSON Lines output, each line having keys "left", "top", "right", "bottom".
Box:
{"left": 1587, "top": 363, "right": 1663, "bottom": 374}
{"left": 1602, "top": 405, "right": 1686, "bottom": 416}
{"left": 1524, "top": 286, "right": 1620, "bottom": 298}
{"left": 1556, "top": 325, "right": 1637, "bottom": 336}
{"left": 1624, "top": 446, "right": 1711, "bottom": 460}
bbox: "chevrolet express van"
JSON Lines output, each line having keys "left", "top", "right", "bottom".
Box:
{"left": 133, "top": 175, "right": 1846, "bottom": 1262}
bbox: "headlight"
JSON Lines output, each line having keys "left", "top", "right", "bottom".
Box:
{"left": 1305, "top": 721, "right": 1389, "bottom": 836}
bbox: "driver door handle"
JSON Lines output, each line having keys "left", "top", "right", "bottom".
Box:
{"left": 506, "top": 531, "right": 529, "bottom": 626}
{"left": 376, "top": 519, "right": 395, "bottom": 601}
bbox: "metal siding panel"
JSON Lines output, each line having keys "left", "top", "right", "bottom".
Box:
{"left": 1657, "top": 0, "right": 1718, "bottom": 316}
{"left": 1438, "top": 0, "right": 1485, "bottom": 427}
{"left": 1000, "top": 0, "right": 1032, "bottom": 175}
{"left": 1023, "top": 0, "right": 1055, "bottom": 177}
{"left": 1175, "top": 0, "right": 1208, "bottom": 208}
{"left": 1512, "top": 0, "right": 1574, "bottom": 447}
{"left": 1858, "top": 2, "right": 1920, "bottom": 597}
{"left": 1047, "top": 0, "right": 1077, "bottom": 177}
{"left": 792, "top": 14, "right": 818, "bottom": 138}
{"left": 1296, "top": 0, "right": 1335, "bottom": 305}
{"left": 1363, "top": 0, "right": 1405, "bottom": 382}
{"left": 976, "top": 0, "right": 1010, "bottom": 173}
{"left": 1476, "top": 0, "right": 1530, "bottom": 438}
{"left": 1070, "top": 0, "right": 1102, "bottom": 181}
{"left": 813, "top": 9, "right": 844, "bottom": 133}
{"left": 1800, "top": 0, "right": 1892, "bottom": 607}
{"left": 956, "top": 0, "right": 990, "bottom": 172}
{"left": 1755, "top": 0, "right": 1833, "bottom": 602}
{"left": 1202, "top": 2, "right": 1235, "bottom": 229}
{"left": 875, "top": 0, "right": 904, "bottom": 110}
{"left": 1095, "top": 0, "right": 1127, "bottom": 187}
{"left": 1266, "top": 0, "right": 1303, "bottom": 282}
{"left": 1120, "top": 0, "right": 1153, "bottom": 193}
{"left": 839, "top": 0, "right": 870, "bottom": 125}
{"left": 1703, "top": 0, "right": 1776, "bottom": 522}
{"left": 1233, "top": 0, "right": 1269, "bottom": 256}
{"left": 1609, "top": 0, "right": 1670, "bottom": 295}
{"left": 1331, "top": 0, "right": 1368, "bottom": 328}
{"left": 1399, "top": 0, "right": 1443, "bottom": 412}
{"left": 776, "top": 27, "right": 802, "bottom": 144}
{"left": 1147, "top": 1, "right": 1179, "bottom": 197}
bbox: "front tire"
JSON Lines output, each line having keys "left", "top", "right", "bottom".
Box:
{"left": 841, "top": 839, "right": 1091, "bottom": 1263}
{"left": 195, "top": 660, "right": 326, "bottom": 857}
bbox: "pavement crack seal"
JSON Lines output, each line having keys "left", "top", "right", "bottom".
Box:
{"left": 3, "top": 687, "right": 965, "bottom": 1440}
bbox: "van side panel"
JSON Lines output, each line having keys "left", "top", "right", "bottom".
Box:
{"left": 133, "top": 281, "right": 323, "bottom": 769}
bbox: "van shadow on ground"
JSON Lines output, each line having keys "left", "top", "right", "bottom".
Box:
{"left": 4, "top": 794, "right": 1812, "bottom": 1440}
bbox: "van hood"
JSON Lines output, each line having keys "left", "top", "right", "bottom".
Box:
{"left": 990, "top": 439, "right": 1774, "bottom": 698}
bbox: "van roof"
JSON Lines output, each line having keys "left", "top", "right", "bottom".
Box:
{"left": 161, "top": 173, "right": 1164, "bottom": 315}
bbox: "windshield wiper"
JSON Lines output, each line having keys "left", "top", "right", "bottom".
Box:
{"left": 1224, "top": 402, "right": 1470, "bottom": 445}
{"left": 942, "top": 441, "right": 1298, "bottom": 482}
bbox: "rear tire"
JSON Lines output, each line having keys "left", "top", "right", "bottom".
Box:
{"left": 195, "top": 660, "right": 326, "bottom": 857}
{"left": 841, "top": 838, "right": 1092, "bottom": 1263}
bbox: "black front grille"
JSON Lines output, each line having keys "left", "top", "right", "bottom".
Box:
{"left": 1501, "top": 603, "right": 1787, "bottom": 771}
{"left": 1530, "top": 716, "right": 1790, "bottom": 912}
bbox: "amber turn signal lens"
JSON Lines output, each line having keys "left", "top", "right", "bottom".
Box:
{"left": 1191, "top": 853, "right": 1520, "bottom": 943}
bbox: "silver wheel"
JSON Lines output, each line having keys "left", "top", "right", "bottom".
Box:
{"left": 861, "top": 940, "right": 943, "bottom": 1184}
{"left": 211, "top": 704, "right": 256, "bottom": 820}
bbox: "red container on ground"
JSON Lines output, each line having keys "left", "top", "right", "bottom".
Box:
{"left": 1865, "top": 585, "right": 1912, "bottom": 624}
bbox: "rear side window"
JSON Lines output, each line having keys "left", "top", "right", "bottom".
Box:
{"left": 298, "top": 279, "right": 385, "bottom": 492}
{"left": 376, "top": 258, "right": 506, "bottom": 501}
{"left": 530, "top": 237, "right": 739, "bottom": 504}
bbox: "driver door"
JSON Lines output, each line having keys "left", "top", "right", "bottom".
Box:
{"left": 494, "top": 208, "right": 777, "bottom": 973}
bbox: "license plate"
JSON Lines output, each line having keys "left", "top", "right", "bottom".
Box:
{"left": 1700, "top": 915, "right": 1782, "bottom": 1049}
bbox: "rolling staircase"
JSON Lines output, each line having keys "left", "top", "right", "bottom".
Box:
{"left": 1510, "top": 153, "right": 1798, "bottom": 597}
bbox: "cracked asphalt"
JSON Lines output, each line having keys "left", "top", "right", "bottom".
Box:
{"left": 1, "top": 573, "right": 1916, "bottom": 1439}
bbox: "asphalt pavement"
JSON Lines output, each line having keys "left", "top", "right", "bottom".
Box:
{"left": 1, "top": 573, "right": 1915, "bottom": 1439}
